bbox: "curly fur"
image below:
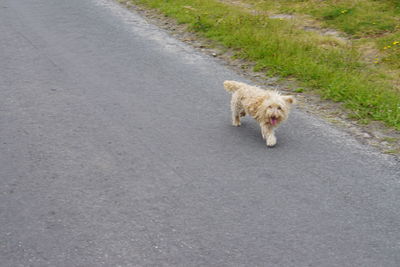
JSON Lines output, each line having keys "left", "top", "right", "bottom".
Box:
{"left": 224, "top": 80, "right": 295, "bottom": 147}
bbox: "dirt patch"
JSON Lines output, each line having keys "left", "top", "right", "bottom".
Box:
{"left": 217, "top": 0, "right": 253, "bottom": 9}
{"left": 118, "top": 0, "right": 400, "bottom": 159}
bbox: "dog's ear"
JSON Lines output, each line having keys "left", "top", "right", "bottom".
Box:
{"left": 283, "top": 96, "right": 295, "bottom": 105}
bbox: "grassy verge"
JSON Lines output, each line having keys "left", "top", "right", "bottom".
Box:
{"left": 244, "top": 0, "right": 400, "bottom": 68}
{"left": 245, "top": 0, "right": 400, "bottom": 37}
{"left": 128, "top": 0, "right": 400, "bottom": 130}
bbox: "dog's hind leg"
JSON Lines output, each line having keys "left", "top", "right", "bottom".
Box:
{"left": 231, "top": 93, "right": 242, "bottom": 126}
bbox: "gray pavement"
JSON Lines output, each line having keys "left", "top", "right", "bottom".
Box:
{"left": 0, "top": 0, "right": 399, "bottom": 266}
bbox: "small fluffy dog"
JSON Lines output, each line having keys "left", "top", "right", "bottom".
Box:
{"left": 224, "top": 80, "right": 295, "bottom": 147}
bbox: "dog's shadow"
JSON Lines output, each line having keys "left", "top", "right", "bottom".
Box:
{"left": 226, "top": 119, "right": 274, "bottom": 147}
{"left": 226, "top": 118, "right": 293, "bottom": 149}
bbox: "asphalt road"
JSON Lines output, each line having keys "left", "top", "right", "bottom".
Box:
{"left": 1, "top": 0, "right": 399, "bottom": 266}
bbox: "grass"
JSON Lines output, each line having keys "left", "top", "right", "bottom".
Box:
{"left": 245, "top": 0, "right": 400, "bottom": 69}
{"left": 384, "top": 149, "right": 400, "bottom": 155}
{"left": 128, "top": 0, "right": 400, "bottom": 130}
{"left": 376, "top": 32, "right": 400, "bottom": 68}
{"left": 246, "top": 0, "right": 400, "bottom": 37}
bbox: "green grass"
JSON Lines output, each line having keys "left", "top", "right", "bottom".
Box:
{"left": 244, "top": 0, "right": 400, "bottom": 76}
{"left": 376, "top": 32, "right": 400, "bottom": 68}
{"left": 129, "top": 0, "right": 400, "bottom": 129}
{"left": 384, "top": 149, "right": 400, "bottom": 155}
{"left": 247, "top": 0, "right": 400, "bottom": 37}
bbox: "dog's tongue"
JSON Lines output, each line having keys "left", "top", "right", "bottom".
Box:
{"left": 270, "top": 118, "right": 278, "bottom": 126}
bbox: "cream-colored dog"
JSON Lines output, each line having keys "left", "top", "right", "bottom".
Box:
{"left": 224, "top": 80, "right": 295, "bottom": 147}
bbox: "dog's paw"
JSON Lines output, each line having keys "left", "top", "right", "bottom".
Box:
{"left": 232, "top": 118, "right": 241, "bottom": 126}
{"left": 266, "top": 135, "right": 277, "bottom": 147}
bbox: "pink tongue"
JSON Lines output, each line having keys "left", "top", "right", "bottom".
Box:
{"left": 271, "top": 118, "right": 278, "bottom": 125}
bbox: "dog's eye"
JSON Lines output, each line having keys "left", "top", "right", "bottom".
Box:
{"left": 268, "top": 105, "right": 272, "bottom": 109}
{"left": 277, "top": 106, "right": 282, "bottom": 110}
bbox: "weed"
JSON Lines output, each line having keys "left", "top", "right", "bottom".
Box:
{"left": 294, "top": 88, "right": 304, "bottom": 93}
{"left": 384, "top": 149, "right": 400, "bottom": 154}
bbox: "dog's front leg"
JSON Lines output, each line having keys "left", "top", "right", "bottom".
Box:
{"left": 261, "top": 125, "right": 276, "bottom": 147}
{"left": 261, "top": 124, "right": 268, "bottom": 140}
{"left": 267, "top": 132, "right": 277, "bottom": 147}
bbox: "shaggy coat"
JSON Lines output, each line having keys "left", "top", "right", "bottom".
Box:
{"left": 224, "top": 80, "right": 295, "bottom": 146}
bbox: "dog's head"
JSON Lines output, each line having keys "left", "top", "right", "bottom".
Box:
{"left": 260, "top": 93, "right": 295, "bottom": 126}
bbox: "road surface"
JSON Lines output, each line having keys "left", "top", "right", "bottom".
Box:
{"left": 1, "top": 0, "right": 399, "bottom": 266}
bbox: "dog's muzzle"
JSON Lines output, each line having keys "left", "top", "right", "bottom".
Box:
{"left": 270, "top": 116, "right": 279, "bottom": 126}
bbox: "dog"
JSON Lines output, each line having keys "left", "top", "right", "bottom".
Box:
{"left": 224, "top": 80, "right": 295, "bottom": 147}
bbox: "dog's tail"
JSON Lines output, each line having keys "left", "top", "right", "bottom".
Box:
{"left": 223, "top": 80, "right": 245, "bottom": 93}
